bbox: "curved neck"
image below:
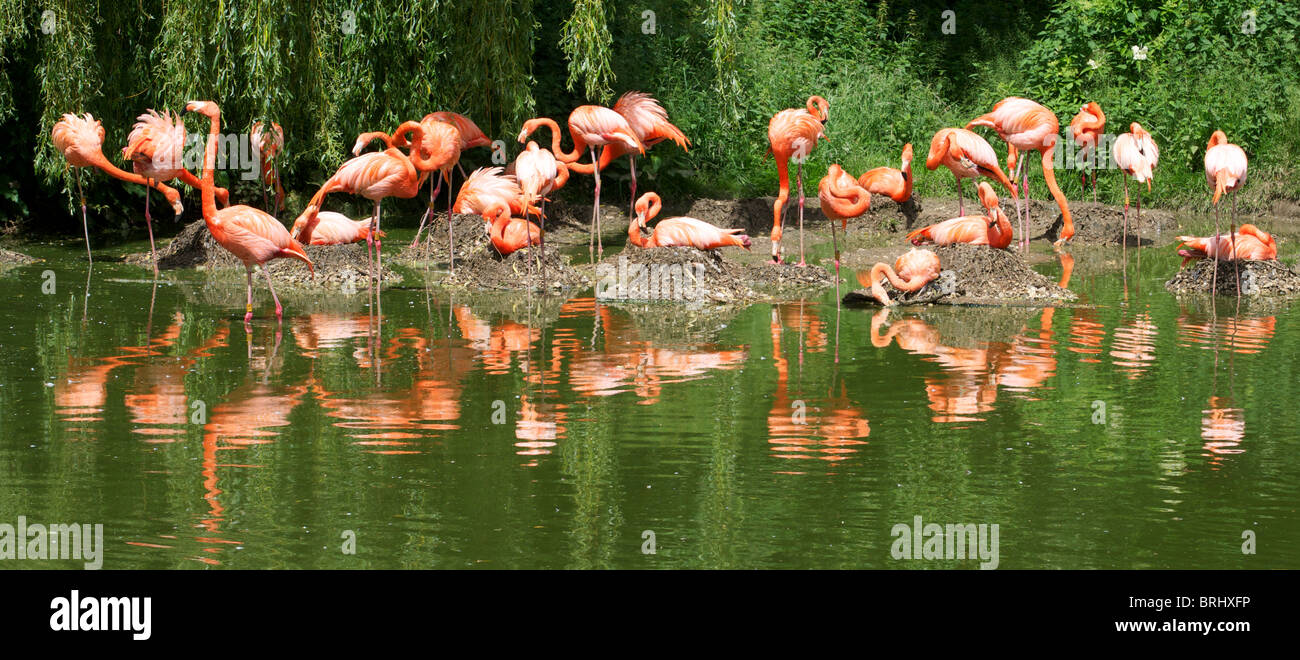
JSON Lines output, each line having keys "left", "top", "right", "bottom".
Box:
{"left": 529, "top": 118, "right": 582, "bottom": 163}
{"left": 870, "top": 263, "right": 903, "bottom": 306}
{"left": 394, "top": 121, "right": 437, "bottom": 171}
{"left": 201, "top": 112, "right": 221, "bottom": 221}
{"left": 85, "top": 150, "right": 176, "bottom": 197}
{"left": 627, "top": 214, "right": 649, "bottom": 248}
{"left": 1038, "top": 147, "right": 1071, "bottom": 232}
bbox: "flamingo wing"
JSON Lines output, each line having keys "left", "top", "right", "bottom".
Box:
{"left": 651, "top": 216, "right": 749, "bottom": 250}
{"left": 908, "top": 216, "right": 990, "bottom": 246}
{"left": 123, "top": 109, "right": 186, "bottom": 177}
{"left": 52, "top": 113, "right": 105, "bottom": 167}
{"left": 613, "top": 91, "right": 689, "bottom": 149}
{"left": 569, "top": 105, "right": 643, "bottom": 151}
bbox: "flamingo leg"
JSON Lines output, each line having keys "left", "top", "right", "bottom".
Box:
{"left": 1122, "top": 176, "right": 1129, "bottom": 247}
{"left": 796, "top": 161, "right": 806, "bottom": 267}
{"left": 1211, "top": 199, "right": 1220, "bottom": 299}
{"left": 1022, "top": 165, "right": 1031, "bottom": 249}
{"left": 596, "top": 146, "right": 604, "bottom": 260}
{"left": 244, "top": 266, "right": 255, "bottom": 323}
{"left": 588, "top": 146, "right": 599, "bottom": 263}
{"left": 957, "top": 177, "right": 964, "bottom": 217}
{"left": 74, "top": 168, "right": 91, "bottom": 265}
{"left": 1136, "top": 188, "right": 1142, "bottom": 246}
{"left": 144, "top": 181, "right": 158, "bottom": 277}
{"left": 410, "top": 174, "right": 442, "bottom": 250}
{"left": 261, "top": 162, "right": 269, "bottom": 213}
{"left": 539, "top": 199, "right": 548, "bottom": 287}
{"left": 262, "top": 264, "right": 283, "bottom": 321}
{"left": 1231, "top": 193, "right": 1240, "bottom": 303}
{"left": 445, "top": 171, "right": 456, "bottom": 273}
{"left": 628, "top": 155, "right": 637, "bottom": 219}
{"left": 273, "top": 160, "right": 283, "bottom": 215}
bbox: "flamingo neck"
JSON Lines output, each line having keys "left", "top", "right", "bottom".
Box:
{"left": 201, "top": 112, "right": 220, "bottom": 222}
{"left": 534, "top": 119, "right": 582, "bottom": 163}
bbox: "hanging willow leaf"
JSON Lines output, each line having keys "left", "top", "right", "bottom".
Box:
{"left": 560, "top": 0, "right": 614, "bottom": 103}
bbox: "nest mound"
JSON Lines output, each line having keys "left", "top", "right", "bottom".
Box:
{"left": 743, "top": 260, "right": 836, "bottom": 292}
{"left": 1045, "top": 200, "right": 1179, "bottom": 246}
{"left": 596, "top": 246, "right": 755, "bottom": 304}
{"left": 844, "top": 244, "right": 1076, "bottom": 306}
{"left": 1165, "top": 258, "right": 1300, "bottom": 298}
{"left": 445, "top": 244, "right": 588, "bottom": 292}
{"left": 125, "top": 220, "right": 400, "bottom": 291}
{"left": 0, "top": 248, "right": 37, "bottom": 270}
{"left": 391, "top": 212, "right": 490, "bottom": 266}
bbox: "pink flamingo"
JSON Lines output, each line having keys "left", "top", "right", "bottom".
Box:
{"left": 867, "top": 249, "right": 942, "bottom": 306}
{"left": 185, "top": 101, "right": 312, "bottom": 323}
{"left": 925, "top": 128, "right": 1018, "bottom": 217}
{"left": 629, "top": 192, "right": 750, "bottom": 251}
{"left": 52, "top": 113, "right": 184, "bottom": 265}
{"left": 767, "top": 95, "right": 829, "bottom": 265}
{"left": 568, "top": 92, "right": 690, "bottom": 217}
{"left": 518, "top": 105, "right": 645, "bottom": 262}
{"left": 1203, "top": 130, "right": 1250, "bottom": 298}
{"left": 1112, "top": 122, "right": 1160, "bottom": 246}
{"left": 291, "top": 211, "right": 381, "bottom": 246}
{"left": 818, "top": 163, "right": 871, "bottom": 277}
{"left": 1068, "top": 102, "right": 1105, "bottom": 202}
{"left": 250, "top": 121, "right": 285, "bottom": 214}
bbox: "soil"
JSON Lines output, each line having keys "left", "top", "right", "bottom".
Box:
{"left": 0, "top": 248, "right": 37, "bottom": 270}
{"left": 841, "top": 244, "right": 1077, "bottom": 307}
{"left": 1165, "top": 258, "right": 1300, "bottom": 298}
{"left": 125, "top": 219, "right": 401, "bottom": 291}
{"left": 393, "top": 212, "right": 492, "bottom": 267}
{"left": 592, "top": 245, "right": 836, "bottom": 304}
{"left": 443, "top": 244, "right": 589, "bottom": 293}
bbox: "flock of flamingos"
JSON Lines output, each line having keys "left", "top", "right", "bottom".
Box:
{"left": 50, "top": 92, "right": 1277, "bottom": 319}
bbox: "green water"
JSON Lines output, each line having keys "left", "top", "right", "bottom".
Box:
{"left": 1, "top": 231, "right": 1297, "bottom": 569}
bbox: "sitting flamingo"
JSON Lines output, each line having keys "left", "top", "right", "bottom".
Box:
{"left": 867, "top": 248, "right": 942, "bottom": 306}
{"left": 290, "top": 211, "right": 382, "bottom": 246}
{"left": 628, "top": 192, "right": 750, "bottom": 251}
{"left": 452, "top": 167, "right": 542, "bottom": 259}
{"left": 906, "top": 182, "right": 1012, "bottom": 248}
{"left": 186, "top": 101, "right": 312, "bottom": 323}
{"left": 1176, "top": 224, "right": 1277, "bottom": 266}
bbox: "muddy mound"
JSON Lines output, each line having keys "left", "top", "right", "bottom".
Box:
{"left": 596, "top": 246, "right": 754, "bottom": 304}
{"left": 1165, "top": 258, "right": 1300, "bottom": 298}
{"left": 392, "top": 212, "right": 491, "bottom": 266}
{"left": 0, "top": 248, "right": 37, "bottom": 270}
{"left": 844, "top": 244, "right": 1076, "bottom": 306}
{"left": 126, "top": 220, "right": 400, "bottom": 290}
{"left": 445, "top": 244, "right": 588, "bottom": 293}
{"left": 743, "top": 260, "right": 836, "bottom": 292}
{"left": 1044, "top": 200, "right": 1178, "bottom": 246}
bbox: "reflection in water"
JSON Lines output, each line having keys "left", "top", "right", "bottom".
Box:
{"left": 1201, "top": 395, "right": 1245, "bottom": 468}
{"left": 768, "top": 303, "right": 869, "bottom": 466}
{"left": 1176, "top": 313, "right": 1276, "bottom": 355}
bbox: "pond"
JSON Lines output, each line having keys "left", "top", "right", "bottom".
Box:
{"left": 1, "top": 227, "right": 1296, "bottom": 569}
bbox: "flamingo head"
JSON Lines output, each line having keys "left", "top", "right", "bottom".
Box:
{"left": 1130, "top": 122, "right": 1149, "bottom": 140}
{"left": 162, "top": 187, "right": 184, "bottom": 215}
{"left": 976, "top": 182, "right": 1000, "bottom": 218}
{"left": 517, "top": 119, "right": 543, "bottom": 144}
{"left": 807, "top": 95, "right": 829, "bottom": 122}
{"left": 901, "top": 143, "right": 913, "bottom": 169}
{"left": 185, "top": 101, "right": 220, "bottom": 119}
{"left": 924, "top": 130, "right": 949, "bottom": 170}
{"left": 633, "top": 192, "right": 661, "bottom": 228}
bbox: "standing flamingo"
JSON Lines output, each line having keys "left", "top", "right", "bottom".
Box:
{"left": 925, "top": 128, "right": 1018, "bottom": 218}
{"left": 858, "top": 143, "right": 914, "bottom": 205}
{"left": 250, "top": 121, "right": 285, "bottom": 215}
{"left": 818, "top": 164, "right": 871, "bottom": 277}
{"left": 52, "top": 113, "right": 185, "bottom": 265}
{"left": 185, "top": 101, "right": 312, "bottom": 323}
{"left": 1068, "top": 102, "right": 1105, "bottom": 202}
{"left": 767, "top": 95, "right": 828, "bottom": 265}
{"left": 967, "top": 97, "right": 1072, "bottom": 249}
{"left": 122, "top": 108, "right": 230, "bottom": 274}
{"left": 1202, "top": 130, "right": 1250, "bottom": 298}
{"left": 867, "top": 249, "right": 942, "bottom": 306}
{"left": 567, "top": 92, "right": 690, "bottom": 217}
{"left": 393, "top": 117, "right": 461, "bottom": 267}
{"left": 906, "top": 182, "right": 1013, "bottom": 249}
{"left": 512, "top": 141, "right": 570, "bottom": 268}
{"left": 518, "top": 106, "right": 644, "bottom": 262}
{"left": 293, "top": 120, "right": 436, "bottom": 292}
{"left": 629, "top": 192, "right": 750, "bottom": 251}
{"left": 1111, "top": 122, "right": 1160, "bottom": 246}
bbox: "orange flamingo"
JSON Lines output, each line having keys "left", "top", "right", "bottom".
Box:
{"left": 393, "top": 116, "right": 461, "bottom": 263}
{"left": 250, "top": 121, "right": 285, "bottom": 214}
{"left": 767, "top": 95, "right": 829, "bottom": 265}
{"left": 121, "top": 108, "right": 231, "bottom": 274}
{"left": 1068, "top": 102, "right": 1105, "bottom": 202}
{"left": 52, "top": 112, "right": 184, "bottom": 264}
{"left": 1111, "top": 122, "right": 1159, "bottom": 246}
{"left": 925, "top": 127, "right": 1017, "bottom": 218}
{"left": 967, "top": 97, "right": 1071, "bottom": 249}
{"left": 185, "top": 101, "right": 312, "bottom": 323}
{"left": 452, "top": 167, "right": 542, "bottom": 259}
{"left": 907, "top": 181, "right": 1012, "bottom": 248}
{"left": 518, "top": 106, "right": 644, "bottom": 261}
{"left": 290, "top": 211, "right": 381, "bottom": 246}
{"left": 1177, "top": 224, "right": 1276, "bottom": 265}
{"left": 866, "top": 248, "right": 942, "bottom": 306}
{"left": 568, "top": 91, "right": 690, "bottom": 217}
{"left": 512, "top": 140, "right": 570, "bottom": 265}
{"left": 1204, "top": 130, "right": 1250, "bottom": 298}
{"left": 628, "top": 192, "right": 750, "bottom": 251}
{"left": 818, "top": 163, "right": 870, "bottom": 275}
{"left": 858, "top": 143, "right": 914, "bottom": 205}
{"left": 293, "top": 120, "right": 436, "bottom": 290}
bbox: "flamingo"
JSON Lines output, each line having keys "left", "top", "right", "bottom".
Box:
{"left": 518, "top": 105, "right": 644, "bottom": 262}
{"left": 1112, "top": 122, "right": 1160, "bottom": 246}
{"left": 293, "top": 120, "right": 437, "bottom": 292}
{"left": 567, "top": 91, "right": 690, "bottom": 217}
{"left": 767, "top": 95, "right": 829, "bottom": 265}
{"left": 392, "top": 117, "right": 461, "bottom": 267}
{"left": 184, "top": 101, "right": 312, "bottom": 323}
{"left": 1177, "top": 224, "right": 1276, "bottom": 265}
{"left": 452, "top": 167, "right": 542, "bottom": 260}
{"left": 250, "top": 121, "right": 285, "bottom": 214}
{"left": 52, "top": 113, "right": 185, "bottom": 265}
{"left": 818, "top": 164, "right": 870, "bottom": 276}
{"left": 512, "top": 141, "right": 570, "bottom": 268}
{"left": 1204, "top": 130, "right": 1250, "bottom": 298}
{"left": 867, "top": 248, "right": 942, "bottom": 306}
{"left": 628, "top": 192, "right": 750, "bottom": 251}
{"left": 858, "top": 143, "right": 914, "bottom": 205}
{"left": 121, "top": 108, "right": 230, "bottom": 274}
{"left": 925, "top": 128, "right": 1017, "bottom": 218}
{"left": 290, "top": 211, "right": 381, "bottom": 246}
{"left": 907, "top": 182, "right": 1012, "bottom": 248}
{"left": 1068, "top": 102, "right": 1105, "bottom": 202}
{"left": 967, "top": 97, "right": 1072, "bottom": 249}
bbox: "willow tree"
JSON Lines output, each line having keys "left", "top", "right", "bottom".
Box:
{"left": 560, "top": 0, "right": 614, "bottom": 104}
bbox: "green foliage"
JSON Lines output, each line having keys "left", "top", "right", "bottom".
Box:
{"left": 561, "top": 0, "right": 614, "bottom": 104}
